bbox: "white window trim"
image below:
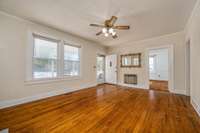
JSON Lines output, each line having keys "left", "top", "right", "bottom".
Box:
{"left": 25, "top": 32, "right": 82, "bottom": 85}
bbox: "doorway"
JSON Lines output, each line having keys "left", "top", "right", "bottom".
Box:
{"left": 148, "top": 48, "right": 169, "bottom": 91}
{"left": 96, "top": 55, "right": 105, "bottom": 84}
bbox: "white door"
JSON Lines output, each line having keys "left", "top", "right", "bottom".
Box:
{"left": 106, "top": 54, "right": 117, "bottom": 84}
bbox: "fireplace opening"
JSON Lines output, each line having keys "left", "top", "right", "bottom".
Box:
{"left": 124, "top": 74, "right": 137, "bottom": 85}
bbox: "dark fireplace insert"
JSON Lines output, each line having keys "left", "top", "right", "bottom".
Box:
{"left": 124, "top": 74, "right": 137, "bottom": 85}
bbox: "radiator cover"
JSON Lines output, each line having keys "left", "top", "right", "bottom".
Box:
{"left": 124, "top": 74, "right": 137, "bottom": 84}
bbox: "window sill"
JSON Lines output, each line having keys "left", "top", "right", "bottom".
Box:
{"left": 24, "top": 76, "right": 81, "bottom": 85}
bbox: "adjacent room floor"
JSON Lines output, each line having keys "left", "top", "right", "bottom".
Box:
{"left": 149, "top": 80, "right": 169, "bottom": 92}
{"left": 0, "top": 84, "right": 200, "bottom": 133}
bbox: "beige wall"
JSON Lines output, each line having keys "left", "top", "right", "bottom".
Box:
{"left": 185, "top": 0, "right": 200, "bottom": 113}
{"left": 0, "top": 12, "right": 106, "bottom": 106}
{"left": 108, "top": 32, "right": 186, "bottom": 94}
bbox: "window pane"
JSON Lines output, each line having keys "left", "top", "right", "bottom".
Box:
{"left": 123, "top": 56, "right": 131, "bottom": 66}
{"left": 149, "top": 56, "right": 155, "bottom": 73}
{"left": 33, "top": 37, "right": 58, "bottom": 79}
{"left": 64, "top": 61, "right": 80, "bottom": 76}
{"left": 33, "top": 58, "right": 57, "bottom": 78}
{"left": 64, "top": 44, "right": 80, "bottom": 76}
{"left": 34, "top": 38, "right": 57, "bottom": 59}
{"left": 133, "top": 58, "right": 139, "bottom": 65}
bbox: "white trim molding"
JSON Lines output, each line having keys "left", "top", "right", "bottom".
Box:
{"left": 191, "top": 98, "right": 200, "bottom": 117}
{"left": 118, "top": 82, "right": 187, "bottom": 95}
{"left": 170, "top": 89, "right": 187, "bottom": 95}
{"left": 0, "top": 129, "right": 8, "bottom": 133}
{"left": 0, "top": 83, "right": 97, "bottom": 109}
{"left": 0, "top": 128, "right": 9, "bottom": 133}
{"left": 117, "top": 83, "right": 147, "bottom": 89}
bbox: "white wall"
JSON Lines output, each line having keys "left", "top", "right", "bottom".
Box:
{"left": 108, "top": 32, "right": 186, "bottom": 94}
{"left": 185, "top": 0, "right": 200, "bottom": 115}
{"left": 149, "top": 48, "right": 169, "bottom": 81}
{"left": 0, "top": 12, "right": 106, "bottom": 108}
{"left": 0, "top": 1, "right": 199, "bottom": 109}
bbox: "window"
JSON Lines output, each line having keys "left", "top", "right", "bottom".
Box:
{"left": 33, "top": 36, "right": 58, "bottom": 79}
{"left": 149, "top": 55, "right": 156, "bottom": 73}
{"left": 30, "top": 34, "right": 81, "bottom": 81}
{"left": 64, "top": 44, "right": 80, "bottom": 76}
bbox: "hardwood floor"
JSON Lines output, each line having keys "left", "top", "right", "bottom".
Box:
{"left": 0, "top": 84, "right": 200, "bottom": 133}
{"left": 150, "top": 80, "right": 168, "bottom": 92}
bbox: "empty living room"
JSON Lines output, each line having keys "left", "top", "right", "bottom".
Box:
{"left": 1, "top": 0, "right": 200, "bottom": 132}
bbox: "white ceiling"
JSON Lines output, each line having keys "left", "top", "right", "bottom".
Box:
{"left": 0, "top": 0, "right": 197, "bottom": 46}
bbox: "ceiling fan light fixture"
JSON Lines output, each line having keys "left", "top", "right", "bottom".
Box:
{"left": 102, "top": 28, "right": 107, "bottom": 34}
{"left": 109, "top": 28, "right": 114, "bottom": 34}
{"left": 104, "top": 33, "right": 109, "bottom": 37}
{"left": 90, "top": 16, "right": 130, "bottom": 39}
{"left": 112, "top": 31, "right": 116, "bottom": 36}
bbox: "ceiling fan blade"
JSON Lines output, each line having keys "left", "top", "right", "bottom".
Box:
{"left": 90, "top": 24, "right": 105, "bottom": 28}
{"left": 113, "top": 25, "right": 130, "bottom": 30}
{"left": 96, "top": 31, "right": 102, "bottom": 36}
{"left": 109, "top": 16, "right": 118, "bottom": 26}
{"left": 112, "top": 34, "right": 118, "bottom": 39}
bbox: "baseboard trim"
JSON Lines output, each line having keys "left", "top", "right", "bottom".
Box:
{"left": 0, "top": 129, "right": 8, "bottom": 133}
{"left": 117, "top": 83, "right": 147, "bottom": 89}
{"left": 170, "top": 89, "right": 187, "bottom": 95}
{"left": 118, "top": 83, "right": 188, "bottom": 95}
{"left": 0, "top": 83, "right": 97, "bottom": 109}
{"left": 118, "top": 83, "right": 187, "bottom": 95}
{"left": 191, "top": 98, "right": 200, "bottom": 117}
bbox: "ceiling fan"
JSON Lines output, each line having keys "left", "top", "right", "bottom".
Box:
{"left": 89, "top": 16, "right": 130, "bottom": 39}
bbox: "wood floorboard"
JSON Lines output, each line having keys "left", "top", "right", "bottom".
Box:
{"left": 0, "top": 84, "right": 200, "bottom": 133}
{"left": 149, "top": 80, "right": 169, "bottom": 92}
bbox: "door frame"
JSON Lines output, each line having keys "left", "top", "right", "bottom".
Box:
{"left": 96, "top": 54, "right": 106, "bottom": 84}
{"left": 185, "top": 39, "right": 191, "bottom": 96}
{"left": 145, "top": 45, "right": 174, "bottom": 92}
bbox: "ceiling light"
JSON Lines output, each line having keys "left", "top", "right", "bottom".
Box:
{"left": 112, "top": 31, "right": 116, "bottom": 36}
{"left": 109, "top": 28, "right": 114, "bottom": 34}
{"left": 104, "top": 33, "right": 109, "bottom": 37}
{"left": 102, "top": 28, "right": 107, "bottom": 34}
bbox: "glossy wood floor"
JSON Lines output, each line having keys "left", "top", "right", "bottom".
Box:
{"left": 0, "top": 84, "right": 200, "bottom": 133}
{"left": 150, "top": 80, "right": 169, "bottom": 92}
